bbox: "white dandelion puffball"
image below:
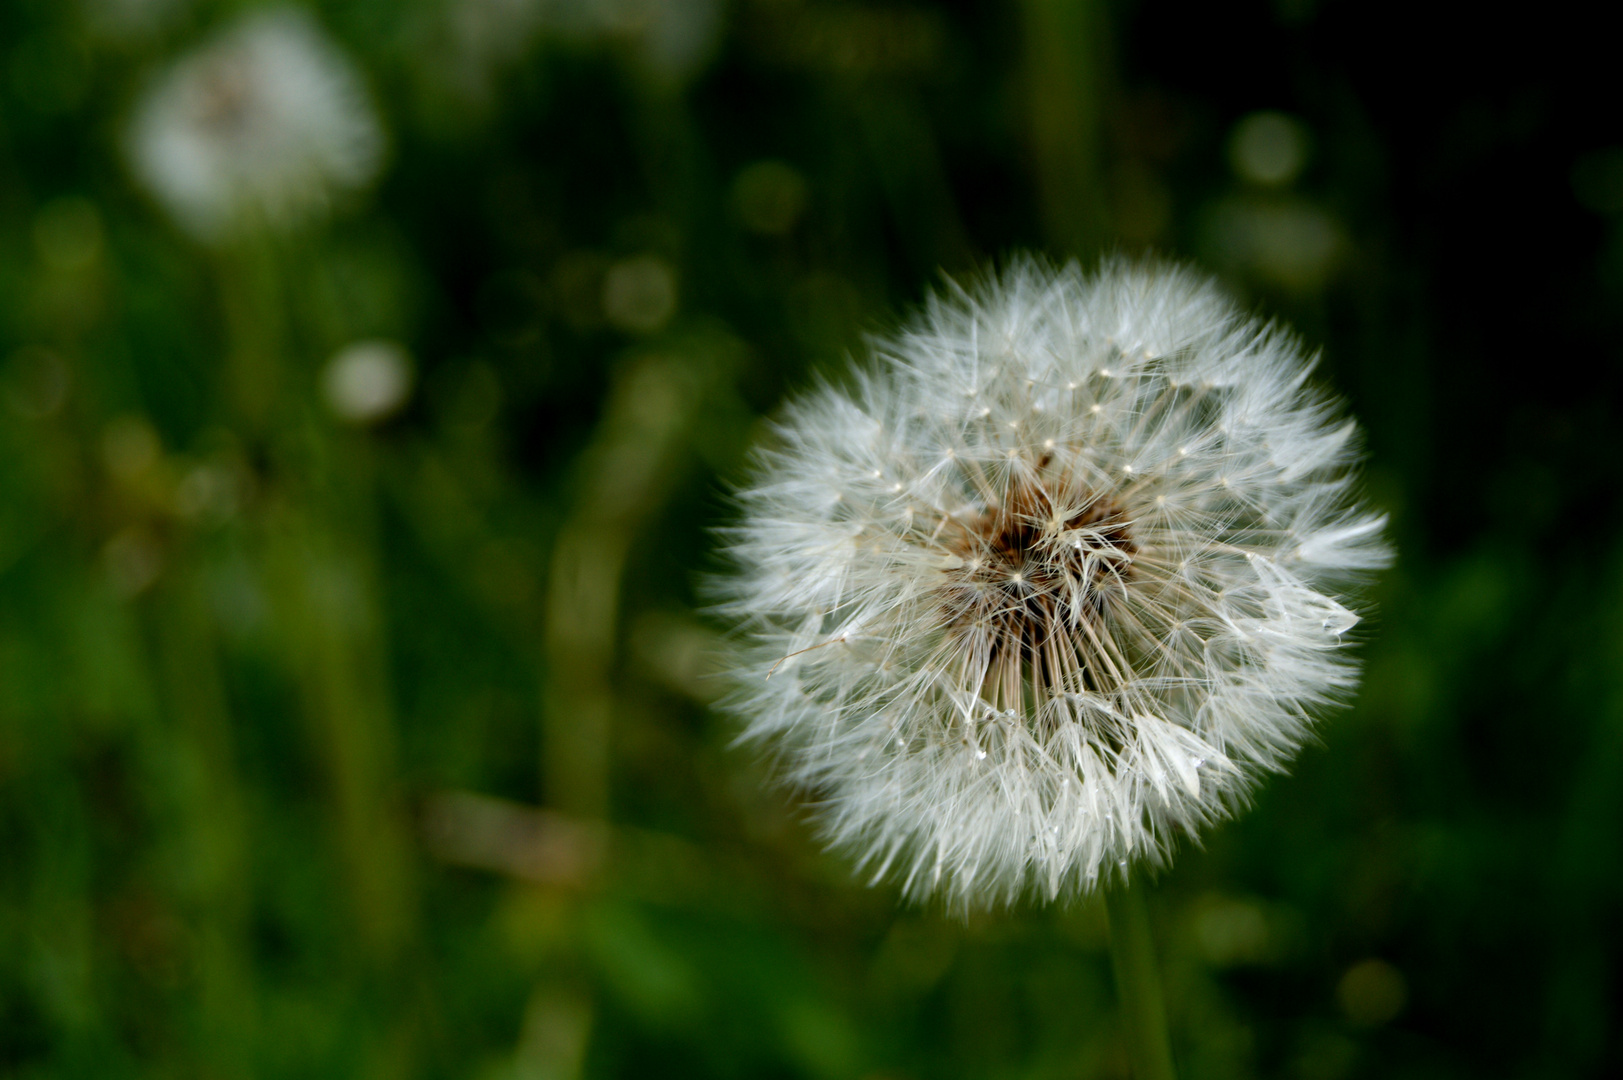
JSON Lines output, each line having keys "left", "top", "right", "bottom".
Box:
{"left": 129, "top": 8, "right": 383, "bottom": 240}
{"left": 720, "top": 258, "right": 1389, "bottom": 907}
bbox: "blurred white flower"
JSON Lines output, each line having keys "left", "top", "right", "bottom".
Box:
{"left": 322, "top": 340, "right": 413, "bottom": 424}
{"left": 128, "top": 8, "right": 384, "bottom": 240}
{"left": 719, "top": 258, "right": 1388, "bottom": 907}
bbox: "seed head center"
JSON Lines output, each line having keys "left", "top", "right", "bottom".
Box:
{"left": 937, "top": 471, "right": 1138, "bottom": 710}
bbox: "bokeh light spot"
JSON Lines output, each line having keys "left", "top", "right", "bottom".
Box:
{"left": 1337, "top": 957, "right": 1408, "bottom": 1027}
{"left": 322, "top": 340, "right": 414, "bottom": 424}
{"left": 1229, "top": 111, "right": 1311, "bottom": 187}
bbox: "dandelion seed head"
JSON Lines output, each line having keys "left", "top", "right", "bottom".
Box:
{"left": 128, "top": 8, "right": 383, "bottom": 241}
{"left": 718, "top": 257, "right": 1389, "bottom": 908}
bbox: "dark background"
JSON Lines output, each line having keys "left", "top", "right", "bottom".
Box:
{"left": 3, "top": 0, "right": 1620, "bottom": 1076}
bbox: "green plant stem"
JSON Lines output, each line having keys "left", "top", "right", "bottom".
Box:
{"left": 1105, "top": 876, "right": 1177, "bottom": 1080}
{"left": 218, "top": 232, "right": 286, "bottom": 435}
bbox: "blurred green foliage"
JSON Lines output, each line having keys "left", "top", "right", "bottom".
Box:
{"left": 3, "top": 0, "right": 1622, "bottom": 1077}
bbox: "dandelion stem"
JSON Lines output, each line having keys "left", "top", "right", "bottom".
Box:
{"left": 1105, "top": 876, "right": 1177, "bottom": 1080}
{"left": 218, "top": 232, "right": 285, "bottom": 433}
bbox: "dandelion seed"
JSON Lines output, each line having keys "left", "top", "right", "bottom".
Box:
{"left": 718, "top": 257, "right": 1389, "bottom": 908}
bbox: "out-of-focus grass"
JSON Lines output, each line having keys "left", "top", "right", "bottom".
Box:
{"left": 3, "top": 1, "right": 1623, "bottom": 1078}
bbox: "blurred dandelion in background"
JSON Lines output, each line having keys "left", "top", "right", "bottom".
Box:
{"left": 720, "top": 258, "right": 1388, "bottom": 908}
{"left": 126, "top": 7, "right": 384, "bottom": 240}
